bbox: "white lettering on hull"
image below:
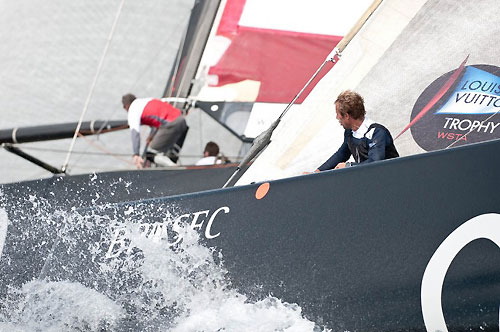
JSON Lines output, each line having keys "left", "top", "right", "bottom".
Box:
{"left": 105, "top": 206, "right": 230, "bottom": 259}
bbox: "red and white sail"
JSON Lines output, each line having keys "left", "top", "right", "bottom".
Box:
{"left": 191, "top": 0, "right": 373, "bottom": 138}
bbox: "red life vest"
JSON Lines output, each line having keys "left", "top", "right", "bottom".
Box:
{"left": 141, "top": 99, "right": 181, "bottom": 128}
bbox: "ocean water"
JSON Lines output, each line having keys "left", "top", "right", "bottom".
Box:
{"left": 0, "top": 0, "right": 246, "bottom": 185}
{"left": 0, "top": 189, "right": 330, "bottom": 332}
{"left": 0, "top": 0, "right": 190, "bottom": 184}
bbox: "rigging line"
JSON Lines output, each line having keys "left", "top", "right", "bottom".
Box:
{"left": 65, "top": 133, "right": 132, "bottom": 174}
{"left": 80, "top": 6, "right": 193, "bottom": 171}
{"left": 445, "top": 110, "right": 500, "bottom": 149}
{"left": 93, "top": 11, "right": 191, "bottom": 138}
{"left": 75, "top": 10, "right": 192, "bottom": 169}
{"left": 70, "top": 132, "right": 112, "bottom": 168}
{"left": 76, "top": 133, "right": 134, "bottom": 166}
{"left": 277, "top": 0, "right": 382, "bottom": 123}
{"left": 278, "top": 55, "right": 337, "bottom": 123}
{"left": 61, "top": 0, "right": 126, "bottom": 173}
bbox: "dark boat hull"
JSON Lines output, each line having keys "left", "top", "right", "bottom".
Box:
{"left": 0, "top": 166, "right": 235, "bottom": 298}
{"left": 1, "top": 141, "right": 500, "bottom": 331}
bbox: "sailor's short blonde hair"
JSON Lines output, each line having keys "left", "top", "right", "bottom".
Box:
{"left": 335, "top": 90, "right": 365, "bottom": 120}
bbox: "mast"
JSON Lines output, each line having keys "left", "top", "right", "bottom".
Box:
{"left": 163, "top": 0, "right": 222, "bottom": 109}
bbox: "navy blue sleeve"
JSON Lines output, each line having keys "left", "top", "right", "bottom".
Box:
{"left": 318, "top": 131, "right": 352, "bottom": 171}
{"left": 359, "top": 127, "right": 389, "bottom": 164}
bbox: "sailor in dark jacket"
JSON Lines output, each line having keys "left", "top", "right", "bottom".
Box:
{"left": 316, "top": 90, "right": 398, "bottom": 171}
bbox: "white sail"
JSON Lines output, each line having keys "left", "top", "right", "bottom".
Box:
{"left": 238, "top": 0, "right": 500, "bottom": 185}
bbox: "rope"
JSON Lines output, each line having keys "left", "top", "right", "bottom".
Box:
{"left": 61, "top": 0, "right": 126, "bottom": 173}
{"left": 77, "top": 133, "right": 134, "bottom": 165}
{"left": 93, "top": 11, "right": 191, "bottom": 138}
{"left": 73, "top": 11, "right": 191, "bottom": 170}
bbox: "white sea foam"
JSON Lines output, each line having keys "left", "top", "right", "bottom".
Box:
{"left": 0, "top": 208, "right": 8, "bottom": 258}
{"left": 0, "top": 191, "right": 329, "bottom": 331}
{"left": 0, "top": 280, "right": 123, "bottom": 332}
{"left": 172, "top": 297, "right": 318, "bottom": 332}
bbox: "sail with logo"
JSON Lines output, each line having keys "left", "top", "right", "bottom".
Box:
{"left": 236, "top": 0, "right": 500, "bottom": 185}
{"left": 404, "top": 62, "right": 500, "bottom": 151}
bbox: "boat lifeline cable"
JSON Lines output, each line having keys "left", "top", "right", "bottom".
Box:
{"left": 61, "top": 0, "right": 126, "bottom": 173}
{"left": 222, "top": 0, "right": 384, "bottom": 188}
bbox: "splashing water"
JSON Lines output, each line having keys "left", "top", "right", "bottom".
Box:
{"left": 0, "top": 188, "right": 329, "bottom": 332}
{"left": 0, "top": 208, "right": 8, "bottom": 258}
{"left": 0, "top": 280, "right": 123, "bottom": 331}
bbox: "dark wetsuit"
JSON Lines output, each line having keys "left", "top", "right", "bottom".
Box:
{"left": 318, "top": 123, "right": 399, "bottom": 171}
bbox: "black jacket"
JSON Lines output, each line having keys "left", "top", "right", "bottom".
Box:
{"left": 318, "top": 123, "right": 399, "bottom": 171}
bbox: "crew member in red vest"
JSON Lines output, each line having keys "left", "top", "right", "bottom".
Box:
{"left": 122, "top": 93, "right": 188, "bottom": 168}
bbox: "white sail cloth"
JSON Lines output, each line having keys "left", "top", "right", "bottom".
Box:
{"left": 238, "top": 0, "right": 500, "bottom": 185}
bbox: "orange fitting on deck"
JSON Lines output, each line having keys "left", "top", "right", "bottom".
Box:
{"left": 255, "top": 182, "right": 270, "bottom": 200}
